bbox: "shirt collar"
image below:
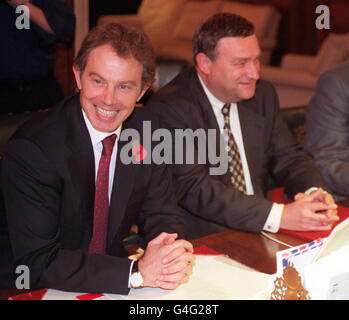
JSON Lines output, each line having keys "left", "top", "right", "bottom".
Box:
{"left": 197, "top": 73, "right": 227, "bottom": 114}
{"left": 82, "top": 110, "right": 122, "bottom": 149}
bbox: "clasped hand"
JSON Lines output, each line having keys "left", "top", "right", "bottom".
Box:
{"left": 281, "top": 188, "right": 339, "bottom": 231}
{"left": 138, "top": 232, "right": 195, "bottom": 290}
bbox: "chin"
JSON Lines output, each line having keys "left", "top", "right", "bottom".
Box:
{"left": 95, "top": 110, "right": 126, "bottom": 132}
{"left": 241, "top": 89, "right": 256, "bottom": 101}
{"left": 92, "top": 119, "right": 121, "bottom": 133}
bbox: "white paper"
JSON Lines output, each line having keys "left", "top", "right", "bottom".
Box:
{"left": 106, "top": 255, "right": 270, "bottom": 300}
{"left": 314, "top": 218, "right": 349, "bottom": 261}
{"left": 41, "top": 255, "right": 270, "bottom": 300}
{"left": 304, "top": 244, "right": 349, "bottom": 300}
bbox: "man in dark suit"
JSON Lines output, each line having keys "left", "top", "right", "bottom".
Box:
{"left": 1, "top": 23, "right": 194, "bottom": 294}
{"left": 305, "top": 62, "right": 349, "bottom": 200}
{"left": 146, "top": 13, "right": 338, "bottom": 239}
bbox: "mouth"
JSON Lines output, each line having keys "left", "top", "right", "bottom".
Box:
{"left": 95, "top": 105, "right": 119, "bottom": 118}
{"left": 239, "top": 81, "right": 257, "bottom": 92}
{"left": 240, "top": 81, "right": 255, "bottom": 86}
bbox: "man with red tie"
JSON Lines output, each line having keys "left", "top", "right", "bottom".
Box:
{"left": 1, "top": 23, "right": 194, "bottom": 294}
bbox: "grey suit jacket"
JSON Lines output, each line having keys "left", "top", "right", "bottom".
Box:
{"left": 146, "top": 68, "right": 328, "bottom": 239}
{"left": 305, "top": 62, "right": 349, "bottom": 198}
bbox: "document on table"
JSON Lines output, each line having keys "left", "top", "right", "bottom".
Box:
{"left": 41, "top": 255, "right": 271, "bottom": 300}
{"left": 106, "top": 255, "right": 270, "bottom": 300}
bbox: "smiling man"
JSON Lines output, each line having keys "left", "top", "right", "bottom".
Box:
{"left": 72, "top": 43, "right": 149, "bottom": 133}
{"left": 1, "top": 23, "right": 194, "bottom": 294}
{"left": 146, "top": 13, "right": 338, "bottom": 239}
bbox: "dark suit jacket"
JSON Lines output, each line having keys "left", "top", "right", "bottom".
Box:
{"left": 305, "top": 62, "right": 349, "bottom": 199}
{"left": 146, "top": 67, "right": 328, "bottom": 239}
{"left": 1, "top": 93, "right": 185, "bottom": 294}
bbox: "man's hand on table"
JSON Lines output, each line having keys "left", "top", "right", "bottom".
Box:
{"left": 280, "top": 188, "right": 339, "bottom": 231}
{"left": 138, "top": 232, "right": 195, "bottom": 290}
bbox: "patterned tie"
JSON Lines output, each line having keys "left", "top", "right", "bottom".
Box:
{"left": 88, "top": 134, "right": 117, "bottom": 254}
{"left": 221, "top": 103, "right": 247, "bottom": 193}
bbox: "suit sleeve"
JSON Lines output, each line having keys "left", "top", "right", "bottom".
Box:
{"left": 146, "top": 99, "right": 272, "bottom": 233}
{"left": 2, "top": 138, "right": 132, "bottom": 295}
{"left": 305, "top": 69, "right": 349, "bottom": 197}
{"left": 261, "top": 82, "right": 329, "bottom": 197}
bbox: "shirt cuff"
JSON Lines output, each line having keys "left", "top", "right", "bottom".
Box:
{"left": 128, "top": 259, "right": 135, "bottom": 288}
{"left": 304, "top": 187, "right": 328, "bottom": 195}
{"left": 263, "top": 203, "right": 284, "bottom": 233}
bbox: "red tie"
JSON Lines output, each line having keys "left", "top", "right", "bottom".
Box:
{"left": 88, "top": 134, "right": 117, "bottom": 254}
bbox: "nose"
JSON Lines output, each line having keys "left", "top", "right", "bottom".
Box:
{"left": 247, "top": 60, "right": 260, "bottom": 80}
{"left": 103, "top": 86, "right": 117, "bottom": 106}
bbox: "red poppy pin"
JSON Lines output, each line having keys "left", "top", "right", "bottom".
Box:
{"left": 132, "top": 144, "right": 147, "bottom": 162}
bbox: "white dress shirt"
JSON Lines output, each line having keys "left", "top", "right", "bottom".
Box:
{"left": 82, "top": 111, "right": 139, "bottom": 285}
{"left": 198, "top": 75, "right": 284, "bottom": 232}
{"left": 82, "top": 111, "right": 121, "bottom": 203}
{"left": 82, "top": 111, "right": 142, "bottom": 287}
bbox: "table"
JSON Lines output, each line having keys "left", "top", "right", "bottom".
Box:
{"left": 193, "top": 230, "right": 304, "bottom": 274}
{"left": 0, "top": 229, "right": 306, "bottom": 300}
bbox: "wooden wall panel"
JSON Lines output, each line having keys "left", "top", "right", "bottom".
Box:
{"left": 53, "top": 0, "right": 76, "bottom": 97}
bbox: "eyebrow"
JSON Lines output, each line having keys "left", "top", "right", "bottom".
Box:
{"left": 88, "top": 72, "right": 138, "bottom": 86}
{"left": 119, "top": 80, "right": 137, "bottom": 87}
{"left": 89, "top": 72, "right": 104, "bottom": 79}
{"left": 233, "top": 53, "right": 262, "bottom": 62}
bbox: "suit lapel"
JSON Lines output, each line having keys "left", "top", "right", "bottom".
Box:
{"left": 237, "top": 98, "right": 265, "bottom": 195}
{"left": 191, "top": 69, "right": 266, "bottom": 192}
{"left": 190, "top": 70, "right": 223, "bottom": 164}
{"left": 64, "top": 95, "right": 138, "bottom": 251}
{"left": 190, "top": 70, "right": 220, "bottom": 132}
{"left": 65, "top": 96, "right": 95, "bottom": 241}
{"left": 106, "top": 122, "right": 137, "bottom": 248}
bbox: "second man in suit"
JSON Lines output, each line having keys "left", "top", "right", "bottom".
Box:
{"left": 146, "top": 13, "right": 339, "bottom": 239}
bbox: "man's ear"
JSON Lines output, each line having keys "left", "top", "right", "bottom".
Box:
{"left": 195, "top": 53, "right": 212, "bottom": 76}
{"left": 137, "top": 84, "right": 150, "bottom": 102}
{"left": 72, "top": 65, "right": 82, "bottom": 90}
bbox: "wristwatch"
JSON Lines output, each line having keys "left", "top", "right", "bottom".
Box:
{"left": 129, "top": 260, "right": 143, "bottom": 288}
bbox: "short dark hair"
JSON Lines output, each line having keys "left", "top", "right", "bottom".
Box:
{"left": 193, "top": 13, "right": 255, "bottom": 63}
{"left": 74, "top": 23, "right": 155, "bottom": 87}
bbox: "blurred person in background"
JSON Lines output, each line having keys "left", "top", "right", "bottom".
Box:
{"left": 0, "top": 0, "right": 75, "bottom": 114}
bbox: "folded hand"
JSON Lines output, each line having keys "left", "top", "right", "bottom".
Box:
{"left": 139, "top": 232, "right": 195, "bottom": 290}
